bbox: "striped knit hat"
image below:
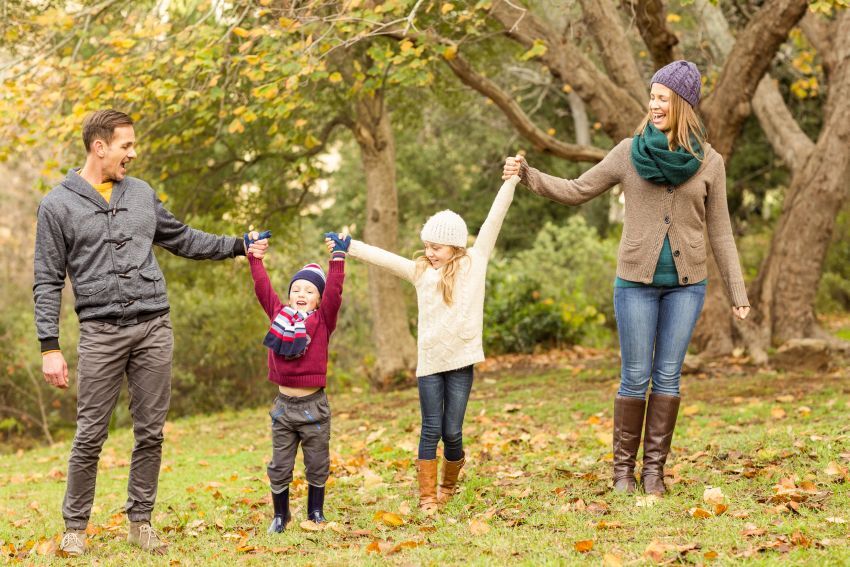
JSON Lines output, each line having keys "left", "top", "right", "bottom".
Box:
{"left": 420, "top": 210, "right": 468, "bottom": 248}
{"left": 289, "top": 263, "right": 326, "bottom": 296}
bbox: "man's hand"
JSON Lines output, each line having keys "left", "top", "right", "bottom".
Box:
{"left": 42, "top": 351, "right": 68, "bottom": 389}
{"left": 246, "top": 230, "right": 270, "bottom": 259}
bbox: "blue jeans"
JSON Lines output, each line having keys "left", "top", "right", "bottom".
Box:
{"left": 613, "top": 285, "right": 706, "bottom": 399}
{"left": 417, "top": 365, "right": 474, "bottom": 461}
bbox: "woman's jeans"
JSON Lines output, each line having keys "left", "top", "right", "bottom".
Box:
{"left": 417, "top": 365, "right": 474, "bottom": 461}
{"left": 614, "top": 285, "right": 706, "bottom": 399}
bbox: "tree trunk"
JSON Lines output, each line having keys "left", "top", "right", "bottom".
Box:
{"left": 750, "top": 18, "right": 850, "bottom": 344}
{"left": 351, "top": 93, "right": 418, "bottom": 389}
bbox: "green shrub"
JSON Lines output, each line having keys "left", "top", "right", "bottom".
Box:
{"left": 484, "top": 217, "right": 617, "bottom": 353}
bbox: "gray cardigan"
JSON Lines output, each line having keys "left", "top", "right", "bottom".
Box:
{"left": 33, "top": 169, "right": 244, "bottom": 352}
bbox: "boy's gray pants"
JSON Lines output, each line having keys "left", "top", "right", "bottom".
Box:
{"left": 62, "top": 314, "right": 173, "bottom": 530}
{"left": 267, "top": 389, "right": 331, "bottom": 493}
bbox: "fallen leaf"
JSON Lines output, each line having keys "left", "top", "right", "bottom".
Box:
{"left": 683, "top": 405, "right": 700, "bottom": 416}
{"left": 389, "top": 540, "right": 423, "bottom": 554}
{"left": 635, "top": 495, "right": 659, "bottom": 508}
{"left": 300, "top": 520, "right": 324, "bottom": 531}
{"left": 825, "top": 517, "right": 846, "bottom": 524}
{"left": 373, "top": 510, "right": 404, "bottom": 528}
{"left": 770, "top": 407, "right": 787, "bottom": 419}
{"left": 703, "top": 486, "right": 726, "bottom": 505}
{"left": 714, "top": 504, "right": 728, "bottom": 515}
{"left": 690, "top": 507, "right": 712, "bottom": 519}
{"left": 574, "top": 540, "right": 594, "bottom": 553}
{"left": 602, "top": 552, "right": 624, "bottom": 566}
{"left": 469, "top": 518, "right": 491, "bottom": 535}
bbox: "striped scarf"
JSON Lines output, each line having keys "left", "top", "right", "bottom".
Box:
{"left": 263, "top": 306, "right": 314, "bottom": 359}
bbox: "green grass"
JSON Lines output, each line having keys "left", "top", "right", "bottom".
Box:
{"left": 2, "top": 352, "right": 849, "bottom": 565}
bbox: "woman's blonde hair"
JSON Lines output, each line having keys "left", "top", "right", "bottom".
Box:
{"left": 414, "top": 246, "right": 468, "bottom": 305}
{"left": 635, "top": 88, "right": 707, "bottom": 160}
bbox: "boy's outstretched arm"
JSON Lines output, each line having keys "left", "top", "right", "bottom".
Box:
{"left": 321, "top": 233, "right": 348, "bottom": 333}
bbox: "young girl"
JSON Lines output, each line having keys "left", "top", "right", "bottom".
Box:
{"left": 503, "top": 60, "right": 750, "bottom": 495}
{"left": 246, "top": 230, "right": 349, "bottom": 532}
{"left": 337, "top": 172, "right": 519, "bottom": 513}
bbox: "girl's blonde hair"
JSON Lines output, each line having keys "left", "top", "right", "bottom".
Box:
{"left": 414, "top": 246, "right": 468, "bottom": 305}
{"left": 635, "top": 88, "right": 707, "bottom": 160}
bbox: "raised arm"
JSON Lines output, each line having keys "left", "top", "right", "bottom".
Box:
{"left": 514, "top": 140, "right": 627, "bottom": 206}
{"left": 471, "top": 175, "right": 519, "bottom": 259}
{"left": 347, "top": 240, "right": 416, "bottom": 283}
{"left": 154, "top": 195, "right": 245, "bottom": 260}
{"left": 705, "top": 155, "right": 749, "bottom": 309}
{"left": 318, "top": 259, "right": 345, "bottom": 334}
{"left": 248, "top": 256, "right": 283, "bottom": 320}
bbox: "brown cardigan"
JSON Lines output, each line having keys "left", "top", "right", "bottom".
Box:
{"left": 520, "top": 138, "right": 749, "bottom": 307}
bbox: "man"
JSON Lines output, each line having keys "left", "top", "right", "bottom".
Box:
{"left": 34, "top": 109, "right": 267, "bottom": 556}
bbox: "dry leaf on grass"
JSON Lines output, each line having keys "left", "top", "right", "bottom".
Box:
{"left": 703, "top": 486, "right": 726, "bottom": 505}
{"left": 469, "top": 518, "right": 491, "bottom": 535}
{"left": 574, "top": 540, "right": 594, "bottom": 553}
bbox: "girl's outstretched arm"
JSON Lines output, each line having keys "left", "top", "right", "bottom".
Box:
{"left": 471, "top": 175, "right": 520, "bottom": 259}
{"left": 347, "top": 240, "right": 417, "bottom": 283}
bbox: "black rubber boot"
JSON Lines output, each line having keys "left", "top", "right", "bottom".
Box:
{"left": 267, "top": 488, "right": 291, "bottom": 533}
{"left": 307, "top": 484, "right": 326, "bottom": 523}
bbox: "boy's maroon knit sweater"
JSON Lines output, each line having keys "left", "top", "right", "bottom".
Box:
{"left": 249, "top": 256, "right": 344, "bottom": 388}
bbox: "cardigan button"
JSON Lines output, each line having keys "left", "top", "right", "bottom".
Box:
{"left": 682, "top": 277, "right": 689, "bottom": 284}
{"left": 673, "top": 250, "right": 680, "bottom": 257}
{"left": 664, "top": 215, "right": 670, "bottom": 224}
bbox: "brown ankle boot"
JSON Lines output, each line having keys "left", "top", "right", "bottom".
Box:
{"left": 641, "top": 393, "right": 681, "bottom": 495}
{"left": 416, "top": 459, "right": 439, "bottom": 514}
{"left": 437, "top": 455, "right": 465, "bottom": 504}
{"left": 612, "top": 396, "right": 646, "bottom": 493}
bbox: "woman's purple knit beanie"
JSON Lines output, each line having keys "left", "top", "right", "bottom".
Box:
{"left": 651, "top": 60, "right": 701, "bottom": 108}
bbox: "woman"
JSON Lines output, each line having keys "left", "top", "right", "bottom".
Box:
{"left": 503, "top": 60, "right": 750, "bottom": 495}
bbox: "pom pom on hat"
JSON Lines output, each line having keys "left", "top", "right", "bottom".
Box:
{"left": 420, "top": 210, "right": 468, "bottom": 248}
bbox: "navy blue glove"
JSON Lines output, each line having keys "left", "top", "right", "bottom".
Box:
{"left": 324, "top": 232, "right": 351, "bottom": 253}
{"left": 244, "top": 230, "right": 272, "bottom": 249}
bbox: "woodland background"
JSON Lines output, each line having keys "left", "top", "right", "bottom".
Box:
{"left": 0, "top": 0, "right": 848, "bottom": 446}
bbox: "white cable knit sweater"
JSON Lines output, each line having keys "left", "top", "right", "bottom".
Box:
{"left": 348, "top": 176, "right": 518, "bottom": 377}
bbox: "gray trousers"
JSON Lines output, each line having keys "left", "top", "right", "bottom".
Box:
{"left": 267, "top": 389, "right": 331, "bottom": 493}
{"left": 63, "top": 313, "right": 173, "bottom": 530}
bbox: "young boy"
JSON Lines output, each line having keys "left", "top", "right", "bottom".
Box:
{"left": 246, "top": 231, "right": 349, "bottom": 532}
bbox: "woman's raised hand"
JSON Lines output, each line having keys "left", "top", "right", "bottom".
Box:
{"left": 502, "top": 155, "right": 523, "bottom": 180}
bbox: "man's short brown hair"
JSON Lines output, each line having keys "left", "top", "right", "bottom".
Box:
{"left": 82, "top": 110, "right": 134, "bottom": 152}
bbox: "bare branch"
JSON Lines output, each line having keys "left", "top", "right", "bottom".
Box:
{"left": 442, "top": 53, "right": 606, "bottom": 162}
{"left": 700, "top": 0, "right": 810, "bottom": 158}
{"left": 490, "top": 0, "right": 645, "bottom": 140}
{"left": 579, "top": 0, "right": 646, "bottom": 104}
{"left": 620, "top": 0, "right": 680, "bottom": 68}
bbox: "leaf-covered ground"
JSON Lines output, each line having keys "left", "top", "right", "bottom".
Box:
{"left": 2, "top": 349, "right": 849, "bottom": 565}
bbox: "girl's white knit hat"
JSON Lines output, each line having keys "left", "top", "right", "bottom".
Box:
{"left": 420, "top": 210, "right": 468, "bottom": 247}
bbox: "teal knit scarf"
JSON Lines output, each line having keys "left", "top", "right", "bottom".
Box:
{"left": 630, "top": 123, "right": 704, "bottom": 186}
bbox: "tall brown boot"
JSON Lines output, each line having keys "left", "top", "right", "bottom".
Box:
{"left": 612, "top": 396, "right": 646, "bottom": 493}
{"left": 416, "top": 459, "right": 439, "bottom": 514}
{"left": 437, "top": 455, "right": 465, "bottom": 505}
{"left": 641, "top": 393, "right": 681, "bottom": 495}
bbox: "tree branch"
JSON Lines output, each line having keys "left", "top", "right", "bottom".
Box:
{"left": 694, "top": 0, "right": 814, "bottom": 169}
{"left": 443, "top": 52, "right": 607, "bottom": 162}
{"left": 579, "top": 0, "right": 647, "bottom": 104}
{"left": 620, "top": 0, "right": 680, "bottom": 68}
{"left": 700, "top": 0, "right": 810, "bottom": 158}
{"left": 490, "top": 0, "right": 646, "bottom": 140}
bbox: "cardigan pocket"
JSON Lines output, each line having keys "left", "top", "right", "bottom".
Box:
{"left": 689, "top": 237, "right": 707, "bottom": 263}
{"left": 618, "top": 235, "right": 643, "bottom": 264}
